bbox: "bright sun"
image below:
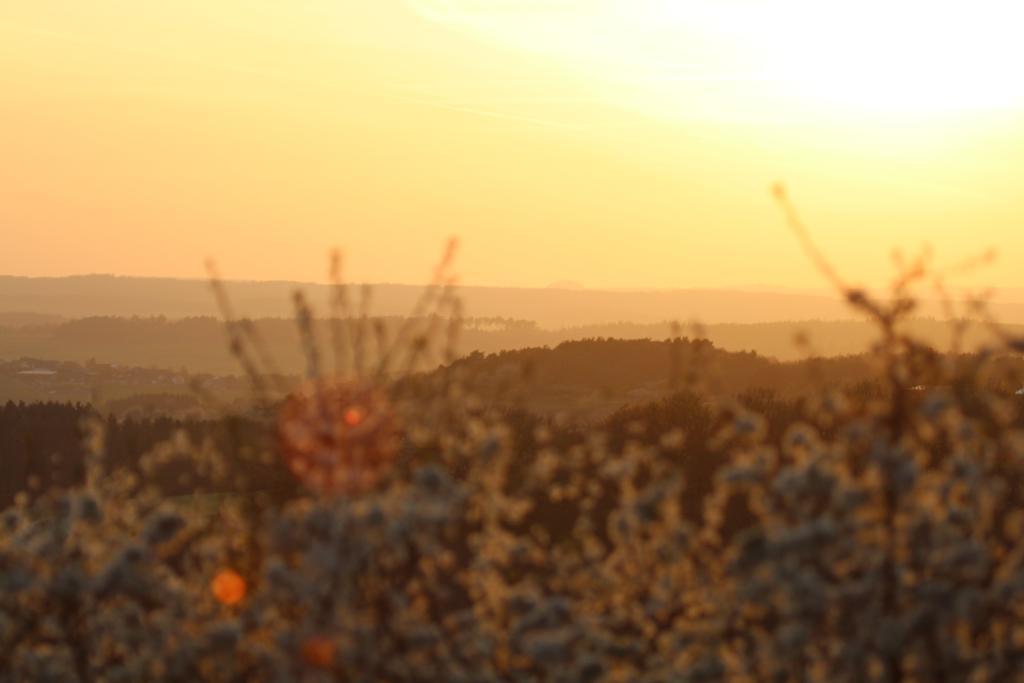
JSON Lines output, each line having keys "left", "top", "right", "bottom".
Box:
{"left": 411, "top": 0, "right": 1024, "bottom": 121}
{"left": 745, "top": 0, "right": 1024, "bottom": 116}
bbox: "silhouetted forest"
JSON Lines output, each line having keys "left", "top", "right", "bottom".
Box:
{"left": 447, "top": 337, "right": 1024, "bottom": 417}
{"left": 0, "top": 401, "right": 295, "bottom": 508}
{"left": 0, "top": 394, "right": 768, "bottom": 526}
{"left": 7, "top": 375, "right": 1023, "bottom": 534}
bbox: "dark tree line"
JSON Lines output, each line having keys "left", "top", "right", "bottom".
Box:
{"left": 4, "top": 381, "right": 1023, "bottom": 538}
{"left": 0, "top": 401, "right": 295, "bottom": 508}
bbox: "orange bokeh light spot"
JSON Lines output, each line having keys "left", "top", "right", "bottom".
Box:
{"left": 301, "top": 635, "right": 336, "bottom": 668}
{"left": 277, "top": 380, "right": 398, "bottom": 496}
{"left": 211, "top": 569, "right": 247, "bottom": 606}
{"left": 343, "top": 406, "right": 365, "bottom": 427}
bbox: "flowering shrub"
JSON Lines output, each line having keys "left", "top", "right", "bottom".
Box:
{"left": 3, "top": 229, "right": 1024, "bottom": 682}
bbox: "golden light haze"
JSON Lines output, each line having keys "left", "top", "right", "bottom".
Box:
{"left": 2, "top": 1, "right": 1022, "bottom": 291}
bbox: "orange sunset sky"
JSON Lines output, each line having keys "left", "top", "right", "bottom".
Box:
{"left": 2, "top": 1, "right": 1023, "bottom": 290}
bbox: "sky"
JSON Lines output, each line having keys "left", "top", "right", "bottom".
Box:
{"left": 1, "top": 0, "right": 1023, "bottom": 291}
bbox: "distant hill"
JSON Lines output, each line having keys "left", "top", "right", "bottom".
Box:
{"left": 444, "top": 338, "right": 878, "bottom": 419}
{"left": 0, "top": 356, "right": 250, "bottom": 421}
{"left": 4, "top": 337, "right": 1023, "bottom": 421}
{"left": 421, "top": 336, "right": 1024, "bottom": 419}
{"left": 0, "top": 274, "right": 850, "bottom": 325}
{"left": 1, "top": 315, "right": 1022, "bottom": 376}
{"left": 7, "top": 274, "right": 1023, "bottom": 327}
{"left": 6, "top": 272, "right": 1024, "bottom": 327}
{"left": 0, "top": 311, "right": 65, "bottom": 327}
{"left": 0, "top": 339, "right": 884, "bottom": 421}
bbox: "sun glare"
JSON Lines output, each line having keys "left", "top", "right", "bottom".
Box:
{"left": 410, "top": 0, "right": 1024, "bottom": 121}
{"left": 761, "top": 1, "right": 1024, "bottom": 116}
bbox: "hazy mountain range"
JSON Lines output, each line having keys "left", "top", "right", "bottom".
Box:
{"left": 3, "top": 275, "right": 1024, "bottom": 328}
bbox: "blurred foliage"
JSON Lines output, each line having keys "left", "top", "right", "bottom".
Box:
{"left": 4, "top": 235, "right": 1024, "bottom": 682}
